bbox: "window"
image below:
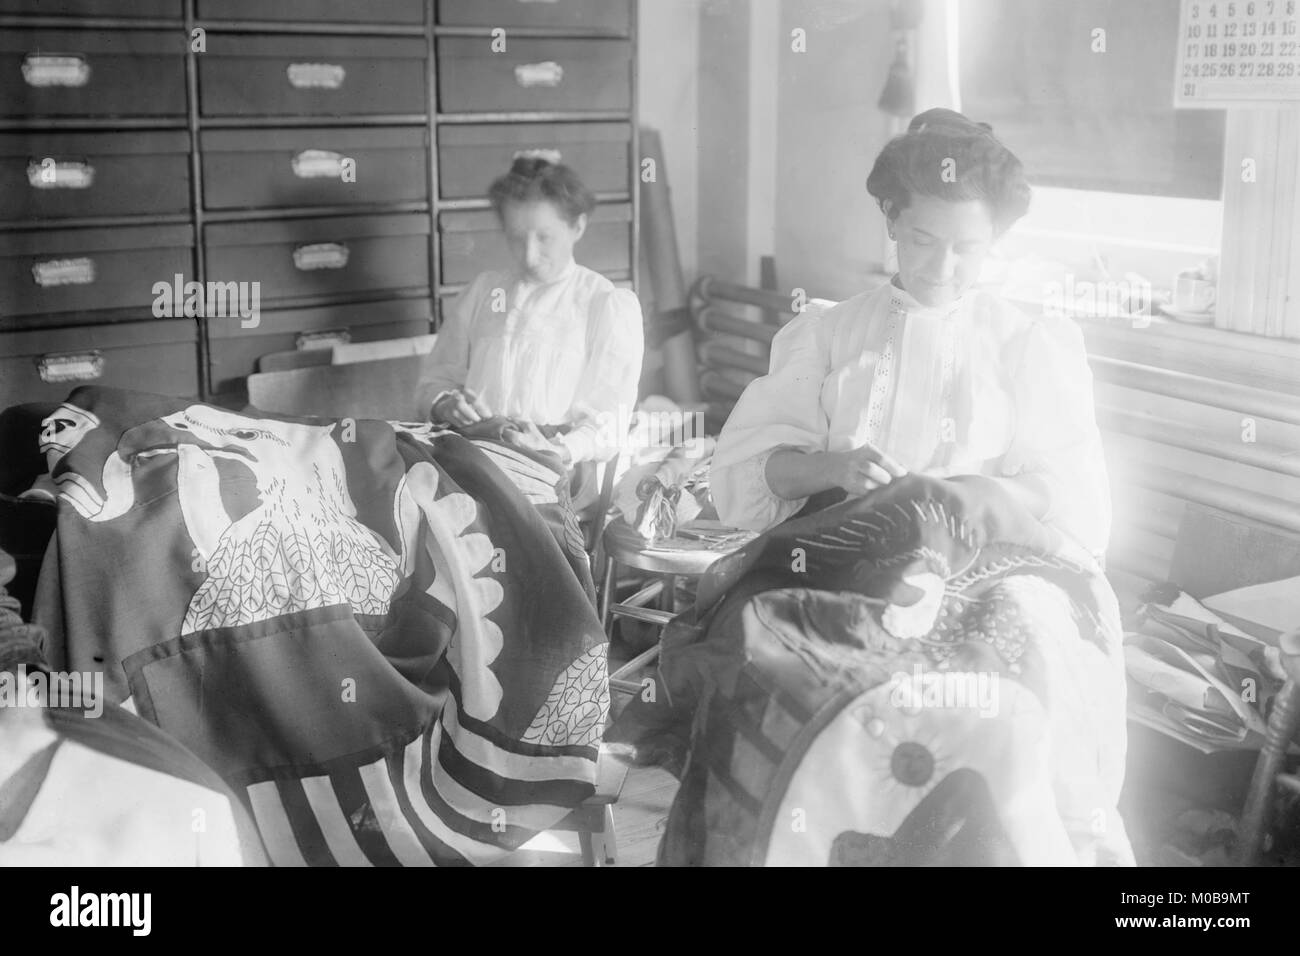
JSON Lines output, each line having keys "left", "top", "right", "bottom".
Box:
{"left": 958, "top": 0, "right": 1226, "bottom": 200}
{"left": 955, "top": 0, "right": 1229, "bottom": 311}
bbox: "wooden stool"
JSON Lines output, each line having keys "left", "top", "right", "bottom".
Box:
{"left": 554, "top": 744, "right": 630, "bottom": 866}
{"left": 599, "top": 519, "right": 752, "bottom": 696}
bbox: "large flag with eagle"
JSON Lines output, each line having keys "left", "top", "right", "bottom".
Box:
{"left": 30, "top": 387, "right": 609, "bottom": 866}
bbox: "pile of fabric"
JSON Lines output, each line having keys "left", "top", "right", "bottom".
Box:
{"left": 1125, "top": 584, "right": 1289, "bottom": 753}
{"left": 21, "top": 386, "right": 611, "bottom": 866}
{"left": 654, "top": 472, "right": 1134, "bottom": 866}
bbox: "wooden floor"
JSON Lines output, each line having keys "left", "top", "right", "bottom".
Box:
{"left": 494, "top": 765, "right": 680, "bottom": 867}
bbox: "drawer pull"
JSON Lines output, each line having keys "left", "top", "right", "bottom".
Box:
{"left": 296, "top": 329, "right": 352, "bottom": 351}
{"left": 512, "top": 148, "right": 562, "bottom": 164}
{"left": 26, "top": 158, "right": 95, "bottom": 190}
{"left": 32, "top": 257, "right": 95, "bottom": 287}
{"left": 515, "top": 61, "right": 563, "bottom": 88}
{"left": 518, "top": 0, "right": 561, "bottom": 4}
{"left": 21, "top": 54, "right": 90, "bottom": 88}
{"left": 38, "top": 350, "right": 104, "bottom": 384}
{"left": 291, "top": 149, "right": 346, "bottom": 179}
{"left": 287, "top": 62, "right": 346, "bottom": 90}
{"left": 292, "top": 242, "right": 350, "bottom": 271}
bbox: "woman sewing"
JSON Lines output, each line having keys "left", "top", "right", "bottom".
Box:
{"left": 711, "top": 108, "right": 1111, "bottom": 561}
{"left": 417, "top": 157, "right": 644, "bottom": 502}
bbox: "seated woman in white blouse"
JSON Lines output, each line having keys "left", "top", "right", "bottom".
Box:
{"left": 712, "top": 109, "right": 1111, "bottom": 561}
{"left": 417, "top": 157, "right": 644, "bottom": 487}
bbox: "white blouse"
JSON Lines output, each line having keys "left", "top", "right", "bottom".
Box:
{"left": 416, "top": 262, "right": 644, "bottom": 463}
{"left": 711, "top": 280, "right": 1112, "bottom": 557}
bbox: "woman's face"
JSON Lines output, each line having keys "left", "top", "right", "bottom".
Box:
{"left": 889, "top": 195, "right": 995, "bottom": 307}
{"left": 500, "top": 199, "right": 586, "bottom": 284}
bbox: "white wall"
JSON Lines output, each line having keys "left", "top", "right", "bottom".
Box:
{"left": 774, "top": 0, "right": 896, "bottom": 300}
{"left": 638, "top": 0, "right": 701, "bottom": 285}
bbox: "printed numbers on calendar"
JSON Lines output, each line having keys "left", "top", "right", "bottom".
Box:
{"left": 1176, "top": 0, "right": 1300, "bottom": 104}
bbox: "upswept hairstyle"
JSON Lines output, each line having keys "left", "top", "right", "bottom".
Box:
{"left": 866, "top": 108, "right": 1032, "bottom": 235}
{"left": 487, "top": 156, "right": 596, "bottom": 225}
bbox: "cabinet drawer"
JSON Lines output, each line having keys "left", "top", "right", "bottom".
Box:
{"left": 437, "top": 0, "right": 632, "bottom": 32}
{"left": 205, "top": 214, "right": 430, "bottom": 304}
{"left": 0, "top": 131, "right": 191, "bottom": 222}
{"left": 438, "top": 122, "right": 630, "bottom": 200}
{"left": 0, "top": 30, "right": 187, "bottom": 119}
{"left": 199, "top": 35, "right": 428, "bottom": 118}
{"left": 437, "top": 37, "right": 632, "bottom": 113}
{"left": 0, "top": 225, "right": 194, "bottom": 321}
{"left": 197, "top": 0, "right": 425, "bottom": 24}
{"left": 439, "top": 202, "right": 630, "bottom": 284}
{"left": 207, "top": 298, "right": 432, "bottom": 393}
{"left": 202, "top": 127, "right": 428, "bottom": 211}
{"left": 0, "top": 0, "right": 181, "bottom": 17}
{"left": 0, "top": 320, "right": 197, "bottom": 409}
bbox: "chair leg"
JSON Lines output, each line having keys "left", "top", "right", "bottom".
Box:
{"left": 578, "top": 828, "right": 597, "bottom": 866}
{"left": 599, "top": 556, "right": 616, "bottom": 636}
{"left": 1238, "top": 679, "right": 1300, "bottom": 865}
{"left": 575, "top": 805, "right": 617, "bottom": 867}
{"left": 592, "top": 805, "right": 617, "bottom": 866}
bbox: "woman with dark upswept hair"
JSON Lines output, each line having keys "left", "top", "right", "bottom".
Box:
{"left": 417, "top": 156, "right": 644, "bottom": 469}
{"left": 712, "top": 108, "right": 1111, "bottom": 560}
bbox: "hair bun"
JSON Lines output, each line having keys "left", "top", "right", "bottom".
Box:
{"left": 512, "top": 148, "right": 562, "bottom": 166}
{"left": 907, "top": 107, "right": 993, "bottom": 137}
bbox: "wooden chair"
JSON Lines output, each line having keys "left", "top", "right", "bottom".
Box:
{"left": 1237, "top": 627, "right": 1300, "bottom": 864}
{"left": 552, "top": 744, "right": 630, "bottom": 866}
{"left": 599, "top": 518, "right": 751, "bottom": 696}
{"left": 246, "top": 355, "right": 425, "bottom": 420}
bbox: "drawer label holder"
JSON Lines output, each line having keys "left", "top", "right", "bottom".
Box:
{"left": 287, "top": 63, "right": 346, "bottom": 90}
{"left": 512, "top": 148, "right": 563, "bottom": 164}
{"left": 515, "top": 61, "right": 564, "bottom": 88}
{"left": 37, "top": 350, "right": 104, "bottom": 384}
{"left": 27, "top": 158, "right": 95, "bottom": 190}
{"left": 292, "top": 242, "right": 350, "bottom": 271}
{"left": 32, "top": 257, "right": 96, "bottom": 287}
{"left": 291, "top": 149, "right": 347, "bottom": 179}
{"left": 22, "top": 54, "right": 91, "bottom": 88}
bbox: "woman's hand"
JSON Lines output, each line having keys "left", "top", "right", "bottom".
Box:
{"left": 431, "top": 388, "right": 492, "bottom": 427}
{"left": 509, "top": 421, "right": 572, "bottom": 466}
{"left": 828, "top": 442, "right": 908, "bottom": 496}
{"left": 765, "top": 443, "right": 907, "bottom": 501}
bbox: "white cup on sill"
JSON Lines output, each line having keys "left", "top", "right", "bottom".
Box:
{"left": 1173, "top": 273, "right": 1217, "bottom": 314}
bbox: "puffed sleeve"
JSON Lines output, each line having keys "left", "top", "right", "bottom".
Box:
{"left": 557, "top": 288, "right": 644, "bottom": 464}
{"left": 414, "top": 273, "right": 487, "bottom": 418}
{"left": 999, "top": 315, "right": 1112, "bottom": 559}
{"left": 711, "top": 312, "right": 830, "bottom": 531}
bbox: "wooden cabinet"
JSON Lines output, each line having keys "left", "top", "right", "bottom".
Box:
{"left": 436, "top": 0, "right": 633, "bottom": 33}
{"left": 199, "top": 35, "right": 429, "bottom": 118}
{"left": 201, "top": 128, "right": 428, "bottom": 210}
{"left": 0, "top": 29, "right": 188, "bottom": 118}
{"left": 437, "top": 37, "right": 633, "bottom": 113}
{"left": 0, "top": 131, "right": 191, "bottom": 221}
{"left": 0, "top": 1, "right": 639, "bottom": 406}
{"left": 0, "top": 320, "right": 198, "bottom": 409}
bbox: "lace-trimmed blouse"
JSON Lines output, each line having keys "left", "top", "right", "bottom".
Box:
{"left": 711, "top": 280, "right": 1112, "bottom": 557}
